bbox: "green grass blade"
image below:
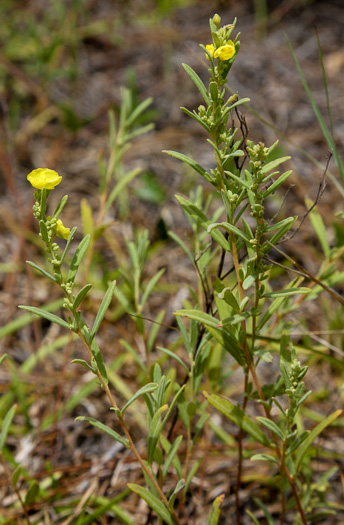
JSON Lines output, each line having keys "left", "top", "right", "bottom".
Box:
{"left": 284, "top": 29, "right": 344, "bottom": 184}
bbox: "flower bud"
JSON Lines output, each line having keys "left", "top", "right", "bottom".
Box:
{"left": 213, "top": 14, "right": 221, "bottom": 27}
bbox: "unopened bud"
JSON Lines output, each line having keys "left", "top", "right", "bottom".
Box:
{"left": 213, "top": 14, "right": 221, "bottom": 27}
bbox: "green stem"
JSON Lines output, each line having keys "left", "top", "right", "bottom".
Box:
{"left": 77, "top": 329, "right": 181, "bottom": 525}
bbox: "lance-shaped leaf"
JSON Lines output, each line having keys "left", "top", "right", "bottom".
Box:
{"left": 39, "top": 220, "right": 49, "bottom": 244}
{"left": 52, "top": 195, "right": 68, "bottom": 219}
{"left": 168, "top": 479, "right": 185, "bottom": 509}
{"left": 181, "top": 107, "right": 211, "bottom": 132}
{"left": 60, "top": 226, "right": 77, "bottom": 264}
{"left": 263, "top": 170, "right": 293, "bottom": 198}
{"left": 0, "top": 354, "right": 7, "bottom": 365}
{"left": 294, "top": 409, "right": 342, "bottom": 471}
{"left": 260, "top": 156, "right": 291, "bottom": 176}
{"left": 208, "top": 221, "right": 251, "bottom": 243}
{"left": 91, "top": 280, "right": 116, "bottom": 339}
{"left": 265, "top": 216, "right": 297, "bottom": 247}
{"left": 162, "top": 435, "right": 183, "bottom": 478}
{"left": 251, "top": 453, "right": 279, "bottom": 466}
{"left": 148, "top": 404, "right": 168, "bottom": 465}
{"left": 175, "top": 195, "right": 229, "bottom": 251}
{"left": 0, "top": 404, "right": 16, "bottom": 451}
{"left": 24, "top": 481, "right": 39, "bottom": 505}
{"left": 182, "top": 63, "right": 210, "bottom": 105}
{"left": 262, "top": 287, "right": 310, "bottom": 298}
{"left": 256, "top": 417, "right": 285, "bottom": 440}
{"left": 164, "top": 151, "right": 213, "bottom": 183}
{"left": 91, "top": 338, "right": 108, "bottom": 384}
{"left": 217, "top": 311, "right": 251, "bottom": 328}
{"left": 140, "top": 268, "right": 165, "bottom": 310}
{"left": 73, "top": 283, "right": 93, "bottom": 311}
{"left": 120, "top": 383, "right": 159, "bottom": 416}
{"left": 128, "top": 484, "right": 176, "bottom": 525}
{"left": 67, "top": 234, "right": 91, "bottom": 284}
{"left": 26, "top": 261, "right": 57, "bottom": 283}
{"left": 76, "top": 416, "right": 129, "bottom": 448}
{"left": 70, "top": 358, "right": 96, "bottom": 374}
{"left": 18, "top": 305, "right": 70, "bottom": 330}
{"left": 204, "top": 392, "right": 271, "bottom": 447}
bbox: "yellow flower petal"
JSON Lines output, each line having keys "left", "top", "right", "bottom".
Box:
{"left": 56, "top": 219, "right": 71, "bottom": 240}
{"left": 205, "top": 44, "right": 215, "bottom": 59}
{"left": 27, "top": 168, "right": 62, "bottom": 190}
{"left": 214, "top": 40, "right": 236, "bottom": 61}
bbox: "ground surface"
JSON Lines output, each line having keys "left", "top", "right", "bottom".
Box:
{"left": 0, "top": 0, "right": 344, "bottom": 523}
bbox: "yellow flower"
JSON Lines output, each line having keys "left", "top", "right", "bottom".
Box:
{"left": 27, "top": 168, "right": 62, "bottom": 190}
{"left": 205, "top": 44, "right": 215, "bottom": 60}
{"left": 214, "top": 40, "right": 236, "bottom": 61}
{"left": 56, "top": 219, "right": 71, "bottom": 240}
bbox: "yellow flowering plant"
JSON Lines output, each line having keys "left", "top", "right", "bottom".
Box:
{"left": 163, "top": 13, "right": 342, "bottom": 525}
{"left": 12, "top": 13, "right": 343, "bottom": 525}
{"left": 27, "top": 168, "right": 62, "bottom": 190}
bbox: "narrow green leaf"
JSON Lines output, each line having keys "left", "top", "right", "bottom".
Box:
{"left": 126, "top": 96, "right": 153, "bottom": 126}
{"left": 260, "top": 156, "right": 291, "bottom": 175}
{"left": 184, "top": 458, "right": 202, "bottom": 494}
{"left": 168, "top": 231, "right": 194, "bottom": 264}
{"left": 246, "top": 510, "right": 260, "bottom": 525}
{"left": 168, "top": 479, "right": 185, "bottom": 508}
{"left": 128, "top": 484, "right": 176, "bottom": 525}
{"left": 106, "top": 167, "right": 141, "bottom": 210}
{"left": 295, "top": 409, "right": 342, "bottom": 471}
{"left": 91, "top": 338, "right": 108, "bottom": 384}
{"left": 286, "top": 431, "right": 310, "bottom": 455}
{"left": 181, "top": 107, "right": 211, "bottom": 132}
{"left": 61, "top": 226, "right": 77, "bottom": 264}
{"left": 204, "top": 392, "right": 271, "bottom": 446}
{"left": 208, "top": 222, "right": 250, "bottom": 243}
{"left": 140, "top": 268, "right": 165, "bottom": 309}
{"left": 70, "top": 359, "right": 95, "bottom": 373}
{"left": 76, "top": 416, "right": 129, "bottom": 448}
{"left": 218, "top": 287, "right": 240, "bottom": 313}
{"left": 254, "top": 498, "right": 276, "bottom": 525}
{"left": 148, "top": 405, "right": 168, "bottom": 465}
{"left": 120, "top": 383, "right": 158, "bottom": 415}
{"left": 12, "top": 465, "right": 22, "bottom": 488}
{"left": 251, "top": 453, "right": 279, "bottom": 465}
{"left": 24, "top": 481, "right": 39, "bottom": 505}
{"left": 52, "top": 195, "right": 68, "bottom": 219}
{"left": 0, "top": 404, "right": 16, "bottom": 451}
{"left": 267, "top": 216, "right": 297, "bottom": 246}
{"left": 256, "top": 417, "right": 284, "bottom": 440}
{"left": 91, "top": 281, "right": 116, "bottom": 339}
{"left": 217, "top": 311, "right": 251, "bottom": 328}
{"left": 0, "top": 354, "right": 7, "bottom": 365}
{"left": 262, "top": 287, "right": 310, "bottom": 298}
{"left": 175, "top": 309, "right": 218, "bottom": 328}
{"left": 67, "top": 234, "right": 91, "bottom": 284}
{"left": 182, "top": 63, "right": 210, "bottom": 105}
{"left": 18, "top": 306, "right": 70, "bottom": 330}
{"left": 162, "top": 435, "right": 183, "bottom": 478}
{"left": 157, "top": 347, "right": 189, "bottom": 372}
{"left": 126, "top": 123, "right": 154, "bottom": 142}
{"left": 164, "top": 151, "right": 212, "bottom": 182}
{"left": 263, "top": 170, "right": 293, "bottom": 197}
{"left": 284, "top": 30, "right": 344, "bottom": 183}
{"left": 26, "top": 261, "right": 57, "bottom": 282}
{"left": 73, "top": 284, "right": 93, "bottom": 311}
{"left": 39, "top": 219, "right": 49, "bottom": 244}
{"left": 265, "top": 215, "right": 297, "bottom": 233}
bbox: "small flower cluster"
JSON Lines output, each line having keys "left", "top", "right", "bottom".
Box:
{"left": 203, "top": 14, "right": 239, "bottom": 85}
{"left": 27, "top": 168, "right": 71, "bottom": 240}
